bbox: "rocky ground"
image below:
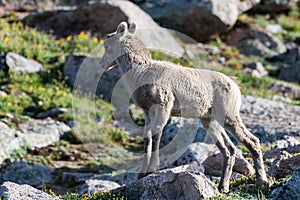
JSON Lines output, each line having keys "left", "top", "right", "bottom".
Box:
{"left": 0, "top": 0, "right": 300, "bottom": 199}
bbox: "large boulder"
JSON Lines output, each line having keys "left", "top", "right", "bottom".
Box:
{"left": 273, "top": 47, "right": 300, "bottom": 84}
{"left": 63, "top": 54, "right": 121, "bottom": 101}
{"left": 226, "top": 27, "right": 286, "bottom": 58}
{"left": 0, "top": 161, "right": 53, "bottom": 187}
{"left": 0, "top": 119, "right": 70, "bottom": 164}
{"left": 202, "top": 150, "right": 255, "bottom": 177}
{"left": 268, "top": 155, "right": 300, "bottom": 179}
{"left": 271, "top": 167, "right": 300, "bottom": 200}
{"left": 136, "top": 0, "right": 260, "bottom": 42}
{"left": 251, "top": 0, "right": 298, "bottom": 13}
{"left": 22, "top": 0, "right": 184, "bottom": 57}
{"left": 112, "top": 163, "right": 217, "bottom": 200}
{"left": 0, "top": 181, "right": 60, "bottom": 200}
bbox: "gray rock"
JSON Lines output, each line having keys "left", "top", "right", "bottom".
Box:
{"left": 265, "top": 24, "right": 282, "bottom": 34}
{"left": 185, "top": 43, "right": 220, "bottom": 60}
{"left": 96, "top": 171, "right": 139, "bottom": 186}
{"left": 63, "top": 54, "right": 121, "bottom": 101}
{"left": 236, "top": 0, "right": 261, "bottom": 13}
{"left": 240, "top": 96, "right": 300, "bottom": 143}
{"left": 268, "top": 82, "right": 300, "bottom": 99}
{"left": 0, "top": 119, "right": 70, "bottom": 164}
{"left": 203, "top": 150, "right": 255, "bottom": 177}
{"left": 252, "top": 0, "right": 298, "bottom": 13}
{"left": 61, "top": 172, "right": 94, "bottom": 185}
{"left": 112, "top": 163, "right": 217, "bottom": 200}
{"left": 271, "top": 167, "right": 300, "bottom": 200}
{"left": 264, "top": 144, "right": 300, "bottom": 161}
{"left": 275, "top": 47, "right": 300, "bottom": 83}
{"left": 0, "top": 52, "right": 8, "bottom": 72}
{"left": 268, "top": 155, "right": 300, "bottom": 179}
{"left": 243, "top": 62, "right": 268, "bottom": 78}
{"left": 169, "top": 141, "right": 255, "bottom": 177}
{"left": 137, "top": 0, "right": 259, "bottom": 42}
{"left": 0, "top": 123, "right": 24, "bottom": 164}
{"left": 36, "top": 108, "right": 68, "bottom": 119}
{"left": 19, "top": 118, "right": 71, "bottom": 148}
{"left": 5, "top": 52, "right": 42, "bottom": 73}
{"left": 0, "top": 161, "right": 53, "bottom": 186}
{"left": 0, "top": 181, "right": 61, "bottom": 200}
{"left": 226, "top": 27, "right": 286, "bottom": 58}
{"left": 23, "top": 0, "right": 184, "bottom": 57}
{"left": 275, "top": 135, "right": 300, "bottom": 149}
{"left": 77, "top": 179, "right": 120, "bottom": 195}
{"left": 185, "top": 43, "right": 208, "bottom": 60}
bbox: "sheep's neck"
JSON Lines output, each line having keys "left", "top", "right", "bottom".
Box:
{"left": 117, "top": 52, "right": 133, "bottom": 74}
{"left": 117, "top": 48, "right": 150, "bottom": 74}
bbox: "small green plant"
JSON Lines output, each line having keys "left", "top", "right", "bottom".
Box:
{"left": 10, "top": 143, "right": 31, "bottom": 159}
{"left": 56, "top": 191, "right": 126, "bottom": 200}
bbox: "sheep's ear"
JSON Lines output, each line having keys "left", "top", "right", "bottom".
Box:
{"left": 117, "top": 21, "right": 128, "bottom": 34}
{"left": 128, "top": 23, "right": 136, "bottom": 34}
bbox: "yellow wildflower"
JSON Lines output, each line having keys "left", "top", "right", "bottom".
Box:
{"left": 93, "top": 37, "right": 98, "bottom": 43}
{"left": 4, "top": 37, "right": 10, "bottom": 42}
{"left": 99, "top": 38, "right": 104, "bottom": 44}
{"left": 153, "top": 51, "right": 159, "bottom": 57}
{"left": 48, "top": 189, "right": 56, "bottom": 196}
{"left": 245, "top": 157, "right": 252, "bottom": 161}
{"left": 38, "top": 87, "right": 45, "bottom": 91}
{"left": 188, "top": 61, "right": 193, "bottom": 67}
{"left": 5, "top": 26, "right": 11, "bottom": 32}
{"left": 17, "top": 21, "right": 23, "bottom": 27}
{"left": 66, "top": 35, "right": 72, "bottom": 41}
{"left": 77, "top": 32, "right": 88, "bottom": 39}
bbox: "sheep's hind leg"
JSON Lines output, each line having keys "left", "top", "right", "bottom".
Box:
{"left": 224, "top": 115, "right": 269, "bottom": 188}
{"left": 201, "top": 118, "right": 236, "bottom": 193}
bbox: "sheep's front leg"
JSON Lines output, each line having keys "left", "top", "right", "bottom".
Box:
{"left": 139, "top": 103, "right": 172, "bottom": 178}
{"left": 148, "top": 105, "right": 170, "bottom": 172}
{"left": 139, "top": 113, "right": 152, "bottom": 178}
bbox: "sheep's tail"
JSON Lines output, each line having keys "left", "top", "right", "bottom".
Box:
{"left": 229, "top": 76, "right": 240, "bottom": 85}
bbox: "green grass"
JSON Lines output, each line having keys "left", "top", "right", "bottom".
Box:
{"left": 0, "top": 18, "right": 129, "bottom": 144}
{"left": 211, "top": 175, "right": 291, "bottom": 200}
{"left": 237, "top": 7, "right": 300, "bottom": 41}
{"left": 44, "top": 188, "right": 126, "bottom": 200}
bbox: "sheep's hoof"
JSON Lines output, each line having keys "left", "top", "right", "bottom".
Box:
{"left": 138, "top": 172, "right": 150, "bottom": 179}
{"left": 257, "top": 178, "right": 273, "bottom": 189}
{"left": 218, "top": 185, "right": 230, "bottom": 194}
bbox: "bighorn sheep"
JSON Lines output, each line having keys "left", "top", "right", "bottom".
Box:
{"left": 100, "top": 22, "right": 269, "bottom": 193}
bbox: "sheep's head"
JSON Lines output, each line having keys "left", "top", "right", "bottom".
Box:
{"left": 100, "top": 21, "right": 137, "bottom": 70}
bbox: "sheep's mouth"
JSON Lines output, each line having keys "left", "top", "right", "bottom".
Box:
{"left": 99, "top": 59, "right": 117, "bottom": 71}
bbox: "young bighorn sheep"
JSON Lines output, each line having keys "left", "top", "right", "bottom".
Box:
{"left": 100, "top": 22, "right": 269, "bottom": 192}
